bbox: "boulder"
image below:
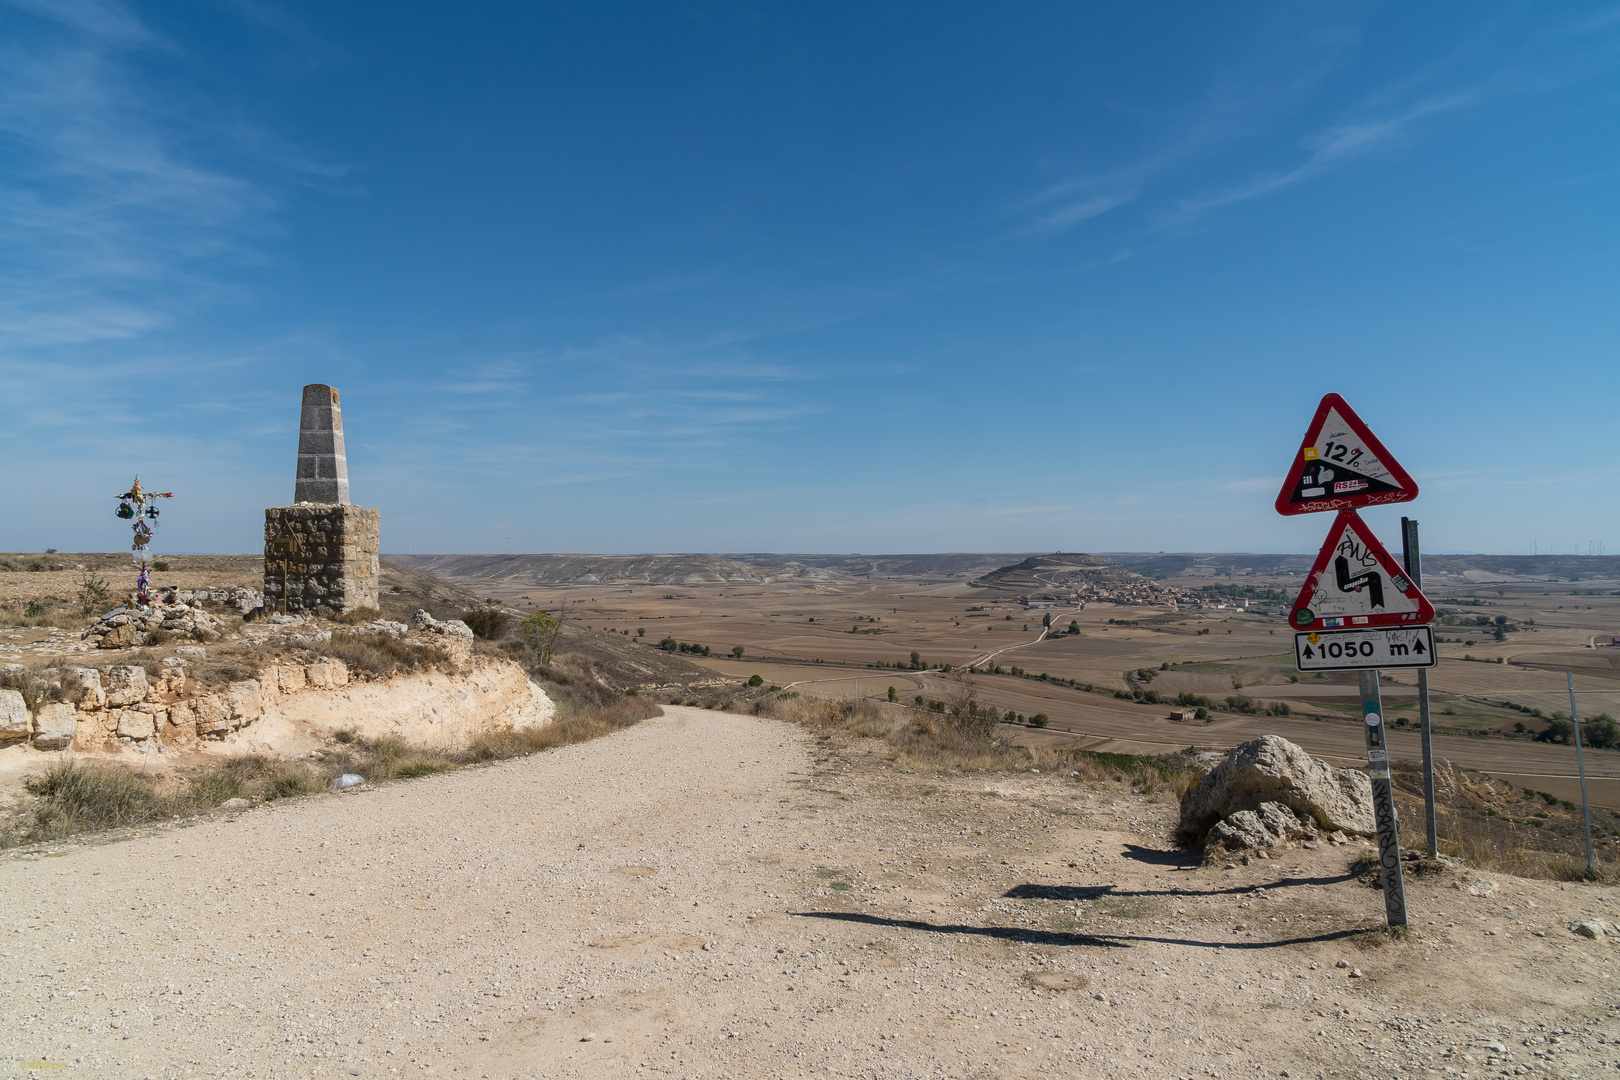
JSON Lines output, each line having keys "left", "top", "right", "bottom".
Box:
{"left": 102, "top": 665, "right": 150, "bottom": 707}
{"left": 97, "top": 623, "right": 142, "bottom": 649}
{"left": 1206, "top": 801, "right": 1312, "bottom": 850}
{"left": 0, "top": 688, "right": 29, "bottom": 740}
{"left": 1177, "top": 734, "right": 1374, "bottom": 847}
{"left": 1571, "top": 919, "right": 1616, "bottom": 940}
{"left": 194, "top": 694, "right": 231, "bottom": 735}
{"left": 116, "top": 709, "right": 155, "bottom": 740}
{"left": 61, "top": 667, "right": 105, "bottom": 708}
{"left": 225, "top": 681, "right": 263, "bottom": 724}
{"left": 304, "top": 659, "right": 349, "bottom": 689}
{"left": 414, "top": 608, "right": 474, "bottom": 642}
{"left": 273, "top": 663, "right": 307, "bottom": 694}
{"left": 31, "top": 702, "right": 79, "bottom": 750}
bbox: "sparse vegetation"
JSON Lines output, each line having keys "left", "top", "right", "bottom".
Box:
{"left": 1, "top": 697, "right": 662, "bottom": 848}
{"left": 460, "top": 606, "right": 510, "bottom": 640}
{"left": 314, "top": 630, "right": 450, "bottom": 677}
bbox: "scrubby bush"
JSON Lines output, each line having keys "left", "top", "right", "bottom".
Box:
{"left": 460, "top": 606, "right": 510, "bottom": 640}
{"left": 320, "top": 630, "right": 448, "bottom": 677}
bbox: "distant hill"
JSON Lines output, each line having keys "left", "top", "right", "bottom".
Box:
{"left": 1103, "top": 552, "right": 1620, "bottom": 586}
{"left": 387, "top": 553, "right": 834, "bottom": 586}
{"left": 728, "top": 553, "right": 1036, "bottom": 579}
{"left": 974, "top": 552, "right": 1147, "bottom": 592}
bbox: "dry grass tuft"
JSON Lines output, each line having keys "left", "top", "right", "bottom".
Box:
{"left": 1, "top": 697, "right": 663, "bottom": 849}
{"left": 315, "top": 630, "right": 449, "bottom": 677}
{"left": 751, "top": 693, "right": 1197, "bottom": 798}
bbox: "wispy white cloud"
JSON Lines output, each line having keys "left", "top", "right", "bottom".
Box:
{"left": 0, "top": 0, "right": 350, "bottom": 352}
{"left": 1164, "top": 94, "right": 1473, "bottom": 224}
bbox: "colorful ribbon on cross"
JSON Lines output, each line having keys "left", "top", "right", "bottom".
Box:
{"left": 116, "top": 476, "right": 174, "bottom": 607}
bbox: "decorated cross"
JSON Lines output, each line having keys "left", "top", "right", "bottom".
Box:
{"left": 116, "top": 476, "right": 174, "bottom": 607}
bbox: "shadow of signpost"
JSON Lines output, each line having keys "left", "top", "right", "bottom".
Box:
{"left": 790, "top": 910, "right": 1379, "bottom": 951}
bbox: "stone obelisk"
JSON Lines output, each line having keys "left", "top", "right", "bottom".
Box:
{"left": 295, "top": 383, "right": 351, "bottom": 505}
{"left": 262, "top": 384, "right": 381, "bottom": 616}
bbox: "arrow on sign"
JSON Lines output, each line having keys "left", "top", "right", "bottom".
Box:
{"left": 1275, "top": 393, "right": 1418, "bottom": 516}
{"left": 1289, "top": 510, "right": 1435, "bottom": 631}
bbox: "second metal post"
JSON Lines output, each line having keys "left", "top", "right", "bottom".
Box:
{"left": 1360, "top": 668, "right": 1409, "bottom": 926}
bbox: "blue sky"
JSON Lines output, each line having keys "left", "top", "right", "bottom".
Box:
{"left": 3, "top": 2, "right": 1618, "bottom": 557}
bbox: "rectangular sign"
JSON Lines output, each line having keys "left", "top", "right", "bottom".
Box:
{"left": 1294, "top": 625, "right": 1436, "bottom": 671}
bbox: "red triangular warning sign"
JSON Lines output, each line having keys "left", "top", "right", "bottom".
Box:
{"left": 1275, "top": 393, "right": 1418, "bottom": 516}
{"left": 1289, "top": 510, "right": 1434, "bottom": 630}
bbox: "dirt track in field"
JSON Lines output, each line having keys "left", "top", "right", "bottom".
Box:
{"left": 5, "top": 706, "right": 1620, "bottom": 1079}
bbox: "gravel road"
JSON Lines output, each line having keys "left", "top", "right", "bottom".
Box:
{"left": 3, "top": 706, "right": 1619, "bottom": 1079}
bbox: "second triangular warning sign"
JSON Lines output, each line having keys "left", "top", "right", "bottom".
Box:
{"left": 1289, "top": 510, "right": 1435, "bottom": 631}
{"left": 1275, "top": 393, "right": 1418, "bottom": 515}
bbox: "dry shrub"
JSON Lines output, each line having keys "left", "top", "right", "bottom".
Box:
{"left": 0, "top": 602, "right": 88, "bottom": 630}
{"left": 317, "top": 631, "right": 448, "bottom": 677}
{"left": 18, "top": 759, "right": 179, "bottom": 838}
{"left": 0, "top": 663, "right": 68, "bottom": 711}
{"left": 751, "top": 691, "right": 1197, "bottom": 795}
{"left": 1391, "top": 760, "right": 1618, "bottom": 884}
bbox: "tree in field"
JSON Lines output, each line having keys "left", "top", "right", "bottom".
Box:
{"left": 887, "top": 686, "right": 897, "bottom": 702}
{"left": 1042, "top": 613, "right": 1052, "bottom": 628}
{"left": 910, "top": 650, "right": 921, "bottom": 669}
{"left": 732, "top": 645, "right": 745, "bottom": 658}
{"left": 1069, "top": 620, "right": 1079, "bottom": 634}
{"left": 520, "top": 609, "right": 561, "bottom": 664}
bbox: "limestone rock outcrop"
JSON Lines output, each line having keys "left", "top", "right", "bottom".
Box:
{"left": 1177, "top": 734, "right": 1374, "bottom": 848}
{"left": 81, "top": 603, "right": 223, "bottom": 649}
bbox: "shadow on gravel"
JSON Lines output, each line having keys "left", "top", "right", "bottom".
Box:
{"left": 1003, "top": 870, "right": 1358, "bottom": 902}
{"left": 792, "top": 910, "right": 1379, "bottom": 951}
{"left": 1119, "top": 843, "right": 1200, "bottom": 868}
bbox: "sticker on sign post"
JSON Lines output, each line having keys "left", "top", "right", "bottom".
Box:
{"left": 1289, "top": 510, "right": 1435, "bottom": 631}
{"left": 1275, "top": 393, "right": 1418, "bottom": 516}
{"left": 1296, "top": 626, "right": 1437, "bottom": 671}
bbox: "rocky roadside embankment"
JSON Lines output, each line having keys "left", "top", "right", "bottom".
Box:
{"left": 0, "top": 608, "right": 553, "bottom": 757}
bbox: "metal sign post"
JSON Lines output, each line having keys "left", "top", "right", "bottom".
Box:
{"left": 1568, "top": 673, "right": 1598, "bottom": 878}
{"left": 1360, "top": 669, "right": 1408, "bottom": 926}
{"left": 1278, "top": 394, "right": 1420, "bottom": 929}
{"left": 1401, "top": 516, "right": 1439, "bottom": 859}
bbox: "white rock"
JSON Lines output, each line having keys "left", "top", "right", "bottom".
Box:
{"left": 1177, "top": 735, "right": 1375, "bottom": 846}
{"left": 102, "top": 665, "right": 149, "bottom": 707}
{"left": 0, "top": 688, "right": 30, "bottom": 740}
{"left": 1571, "top": 919, "right": 1615, "bottom": 940}
{"left": 31, "top": 702, "right": 78, "bottom": 750}
{"left": 115, "top": 709, "right": 155, "bottom": 740}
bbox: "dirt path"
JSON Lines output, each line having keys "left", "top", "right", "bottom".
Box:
{"left": 3, "top": 707, "right": 1618, "bottom": 1079}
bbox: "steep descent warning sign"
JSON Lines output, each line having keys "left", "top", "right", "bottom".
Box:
{"left": 1275, "top": 393, "right": 1418, "bottom": 516}
{"left": 1289, "top": 510, "right": 1435, "bottom": 631}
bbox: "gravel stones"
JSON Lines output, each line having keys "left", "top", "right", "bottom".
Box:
{"left": 1176, "top": 734, "right": 1375, "bottom": 847}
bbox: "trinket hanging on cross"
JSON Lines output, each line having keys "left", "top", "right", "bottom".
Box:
{"left": 115, "top": 476, "right": 173, "bottom": 606}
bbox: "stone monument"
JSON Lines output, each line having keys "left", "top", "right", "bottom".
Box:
{"left": 262, "top": 384, "right": 381, "bottom": 616}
